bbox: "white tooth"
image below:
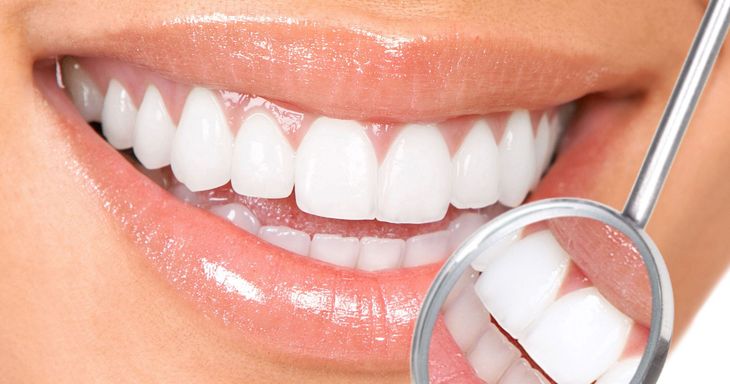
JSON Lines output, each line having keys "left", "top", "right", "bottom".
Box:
{"left": 522, "top": 287, "right": 633, "bottom": 384}
{"left": 474, "top": 230, "right": 569, "bottom": 338}
{"left": 443, "top": 267, "right": 479, "bottom": 310}
{"left": 209, "top": 203, "right": 261, "bottom": 234}
{"left": 402, "top": 230, "right": 450, "bottom": 267}
{"left": 169, "top": 183, "right": 199, "bottom": 205}
{"left": 467, "top": 323, "right": 520, "bottom": 384}
{"left": 377, "top": 124, "right": 451, "bottom": 224}
{"left": 596, "top": 357, "right": 641, "bottom": 384}
{"left": 295, "top": 117, "right": 377, "bottom": 220}
{"left": 356, "top": 237, "right": 405, "bottom": 271}
{"left": 309, "top": 234, "right": 361, "bottom": 268}
{"left": 101, "top": 79, "right": 138, "bottom": 150}
{"left": 448, "top": 213, "right": 487, "bottom": 252}
{"left": 532, "top": 113, "right": 551, "bottom": 186}
{"left": 498, "top": 110, "right": 536, "bottom": 207}
{"left": 498, "top": 359, "right": 550, "bottom": 384}
{"left": 170, "top": 87, "right": 233, "bottom": 192}
{"left": 61, "top": 57, "right": 103, "bottom": 122}
{"left": 232, "top": 112, "right": 294, "bottom": 198}
{"left": 451, "top": 120, "right": 500, "bottom": 209}
{"left": 470, "top": 229, "right": 521, "bottom": 272}
{"left": 257, "top": 226, "right": 311, "bottom": 256}
{"left": 444, "top": 284, "right": 491, "bottom": 352}
{"left": 133, "top": 85, "right": 176, "bottom": 169}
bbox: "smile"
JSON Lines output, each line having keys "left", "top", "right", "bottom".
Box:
{"left": 34, "top": 15, "right": 653, "bottom": 384}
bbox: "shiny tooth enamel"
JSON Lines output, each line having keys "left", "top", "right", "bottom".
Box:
{"left": 451, "top": 120, "right": 500, "bottom": 209}
{"left": 467, "top": 323, "right": 521, "bottom": 384}
{"left": 402, "top": 230, "right": 450, "bottom": 268}
{"left": 474, "top": 230, "right": 569, "bottom": 338}
{"left": 443, "top": 284, "right": 491, "bottom": 352}
{"left": 209, "top": 203, "right": 261, "bottom": 234}
{"left": 295, "top": 117, "right": 378, "bottom": 220}
{"left": 470, "top": 229, "right": 521, "bottom": 271}
{"left": 309, "top": 234, "right": 361, "bottom": 268}
{"left": 257, "top": 226, "right": 311, "bottom": 256}
{"left": 169, "top": 184, "right": 199, "bottom": 205}
{"left": 171, "top": 87, "right": 233, "bottom": 192}
{"left": 498, "top": 358, "right": 550, "bottom": 384}
{"left": 61, "top": 58, "right": 103, "bottom": 122}
{"left": 232, "top": 112, "right": 295, "bottom": 198}
{"left": 532, "top": 113, "right": 552, "bottom": 186}
{"left": 101, "top": 79, "right": 138, "bottom": 150}
{"left": 376, "top": 124, "right": 452, "bottom": 224}
{"left": 521, "top": 287, "right": 633, "bottom": 384}
{"left": 596, "top": 357, "right": 641, "bottom": 384}
{"left": 498, "top": 109, "right": 537, "bottom": 207}
{"left": 447, "top": 213, "right": 486, "bottom": 252}
{"left": 356, "top": 237, "right": 405, "bottom": 271}
{"left": 133, "top": 85, "right": 176, "bottom": 169}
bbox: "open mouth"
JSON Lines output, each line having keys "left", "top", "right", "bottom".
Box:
{"left": 32, "top": 15, "right": 655, "bottom": 384}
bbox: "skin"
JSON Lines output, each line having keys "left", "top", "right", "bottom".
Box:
{"left": 1, "top": 0, "right": 729, "bottom": 383}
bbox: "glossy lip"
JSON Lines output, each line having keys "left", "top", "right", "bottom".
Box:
{"left": 27, "top": 8, "right": 654, "bottom": 379}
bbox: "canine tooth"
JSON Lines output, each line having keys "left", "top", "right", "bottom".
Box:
{"left": 295, "top": 117, "right": 377, "bottom": 220}
{"left": 448, "top": 213, "right": 486, "bottom": 252}
{"left": 377, "top": 124, "right": 451, "bottom": 224}
{"left": 470, "top": 230, "right": 521, "bottom": 272}
{"left": 61, "top": 57, "right": 103, "bottom": 122}
{"left": 309, "top": 234, "right": 361, "bottom": 268}
{"left": 468, "top": 323, "right": 521, "bottom": 384}
{"left": 258, "top": 226, "right": 311, "bottom": 256}
{"left": 522, "top": 287, "right": 633, "bottom": 384}
{"left": 499, "top": 358, "right": 550, "bottom": 384}
{"left": 171, "top": 87, "right": 233, "bottom": 192}
{"left": 474, "top": 230, "right": 569, "bottom": 338}
{"left": 451, "top": 120, "right": 499, "bottom": 208}
{"left": 209, "top": 203, "right": 261, "bottom": 234}
{"left": 444, "top": 285, "right": 491, "bottom": 352}
{"left": 356, "top": 237, "right": 405, "bottom": 271}
{"left": 101, "top": 79, "right": 138, "bottom": 150}
{"left": 533, "top": 113, "right": 551, "bottom": 186}
{"left": 498, "top": 110, "right": 536, "bottom": 207}
{"left": 596, "top": 357, "right": 641, "bottom": 384}
{"left": 232, "top": 112, "right": 294, "bottom": 198}
{"left": 402, "top": 230, "right": 450, "bottom": 267}
{"left": 133, "top": 85, "right": 176, "bottom": 169}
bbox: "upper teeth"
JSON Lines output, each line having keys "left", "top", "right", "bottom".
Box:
{"left": 62, "top": 58, "right": 564, "bottom": 224}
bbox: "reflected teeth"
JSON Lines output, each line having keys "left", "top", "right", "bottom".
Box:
{"left": 467, "top": 323, "right": 520, "bottom": 384}
{"left": 62, "top": 59, "right": 566, "bottom": 225}
{"left": 171, "top": 87, "right": 233, "bottom": 192}
{"left": 596, "top": 357, "right": 641, "bottom": 384}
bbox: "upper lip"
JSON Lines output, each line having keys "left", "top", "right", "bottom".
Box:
{"left": 26, "top": 8, "right": 645, "bottom": 122}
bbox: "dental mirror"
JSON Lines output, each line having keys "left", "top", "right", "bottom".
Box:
{"left": 411, "top": 1, "right": 730, "bottom": 383}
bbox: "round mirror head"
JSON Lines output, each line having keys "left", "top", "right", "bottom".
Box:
{"left": 412, "top": 199, "right": 673, "bottom": 384}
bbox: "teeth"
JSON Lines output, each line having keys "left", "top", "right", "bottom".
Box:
{"left": 171, "top": 87, "right": 233, "bottom": 192}
{"left": 533, "top": 113, "right": 552, "bottom": 181}
{"left": 133, "top": 85, "right": 176, "bottom": 169}
{"left": 444, "top": 284, "right": 491, "bottom": 352}
{"left": 232, "top": 112, "right": 295, "bottom": 198}
{"left": 169, "top": 184, "right": 199, "bottom": 205}
{"left": 101, "top": 79, "right": 138, "bottom": 150}
{"left": 402, "top": 230, "right": 450, "bottom": 267}
{"left": 498, "top": 358, "right": 550, "bottom": 384}
{"left": 61, "top": 58, "right": 103, "bottom": 122}
{"left": 443, "top": 267, "right": 479, "bottom": 310}
{"left": 474, "top": 230, "right": 569, "bottom": 338}
{"left": 470, "top": 230, "right": 521, "bottom": 271}
{"left": 209, "top": 203, "right": 261, "bottom": 234}
{"left": 257, "top": 226, "right": 311, "bottom": 256}
{"left": 295, "top": 117, "right": 378, "bottom": 220}
{"left": 356, "top": 237, "right": 405, "bottom": 271}
{"left": 451, "top": 120, "right": 500, "bottom": 209}
{"left": 376, "top": 124, "right": 451, "bottom": 224}
{"left": 521, "top": 287, "right": 633, "bottom": 384}
{"left": 309, "top": 234, "right": 361, "bottom": 268}
{"left": 596, "top": 357, "right": 641, "bottom": 384}
{"left": 447, "top": 213, "right": 487, "bottom": 252}
{"left": 498, "top": 110, "right": 536, "bottom": 207}
{"left": 467, "top": 322, "right": 521, "bottom": 384}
